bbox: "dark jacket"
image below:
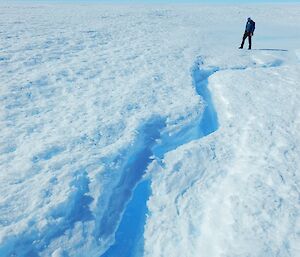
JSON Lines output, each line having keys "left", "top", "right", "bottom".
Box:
{"left": 245, "top": 19, "right": 255, "bottom": 33}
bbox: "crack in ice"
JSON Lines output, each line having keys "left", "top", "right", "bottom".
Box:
{"left": 100, "top": 57, "right": 220, "bottom": 257}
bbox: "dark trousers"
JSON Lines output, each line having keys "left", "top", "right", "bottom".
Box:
{"left": 240, "top": 31, "right": 252, "bottom": 49}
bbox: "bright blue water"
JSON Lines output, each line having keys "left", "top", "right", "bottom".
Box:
{"left": 98, "top": 119, "right": 164, "bottom": 255}
{"left": 100, "top": 60, "right": 219, "bottom": 257}
{"left": 193, "top": 64, "right": 219, "bottom": 136}
{"left": 152, "top": 63, "right": 219, "bottom": 159}
{"left": 101, "top": 180, "right": 150, "bottom": 257}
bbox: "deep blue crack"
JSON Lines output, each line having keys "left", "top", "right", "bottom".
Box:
{"left": 101, "top": 180, "right": 150, "bottom": 257}
{"left": 96, "top": 117, "right": 165, "bottom": 240}
{"left": 100, "top": 59, "right": 219, "bottom": 257}
{"left": 192, "top": 61, "right": 219, "bottom": 136}
{"left": 152, "top": 60, "right": 219, "bottom": 159}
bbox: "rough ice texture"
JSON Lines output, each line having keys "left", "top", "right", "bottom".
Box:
{"left": 145, "top": 56, "right": 300, "bottom": 257}
{"left": 0, "top": 3, "right": 300, "bottom": 257}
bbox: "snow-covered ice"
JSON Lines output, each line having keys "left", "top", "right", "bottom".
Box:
{"left": 0, "top": 3, "right": 300, "bottom": 257}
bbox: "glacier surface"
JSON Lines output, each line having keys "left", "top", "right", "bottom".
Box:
{"left": 0, "top": 3, "right": 300, "bottom": 257}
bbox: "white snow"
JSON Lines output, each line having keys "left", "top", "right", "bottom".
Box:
{"left": 145, "top": 53, "right": 300, "bottom": 257}
{"left": 0, "top": 3, "right": 300, "bottom": 257}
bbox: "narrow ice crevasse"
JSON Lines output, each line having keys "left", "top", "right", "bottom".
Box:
{"left": 96, "top": 118, "right": 165, "bottom": 256}
{"left": 100, "top": 58, "right": 219, "bottom": 257}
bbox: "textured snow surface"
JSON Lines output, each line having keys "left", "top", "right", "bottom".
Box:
{"left": 0, "top": 3, "right": 300, "bottom": 257}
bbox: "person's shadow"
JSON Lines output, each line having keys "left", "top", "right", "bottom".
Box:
{"left": 252, "top": 48, "right": 288, "bottom": 52}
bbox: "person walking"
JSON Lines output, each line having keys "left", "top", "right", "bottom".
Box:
{"left": 239, "top": 17, "right": 255, "bottom": 50}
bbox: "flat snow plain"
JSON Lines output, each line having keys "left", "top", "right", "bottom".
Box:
{"left": 0, "top": 3, "right": 300, "bottom": 257}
